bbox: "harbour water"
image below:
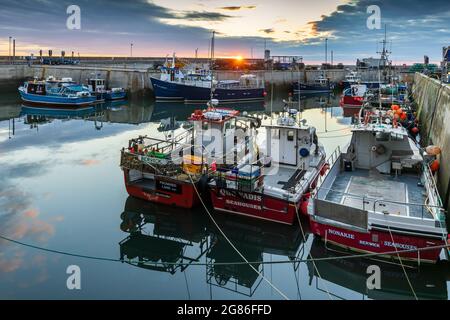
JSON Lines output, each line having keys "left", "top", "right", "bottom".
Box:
{"left": 0, "top": 86, "right": 449, "bottom": 300}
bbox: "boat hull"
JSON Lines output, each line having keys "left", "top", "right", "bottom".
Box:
{"left": 309, "top": 218, "right": 446, "bottom": 263}
{"left": 342, "top": 81, "right": 381, "bottom": 89}
{"left": 180, "top": 84, "right": 265, "bottom": 103}
{"left": 209, "top": 187, "right": 310, "bottom": 225}
{"left": 124, "top": 171, "right": 199, "bottom": 209}
{"left": 19, "top": 90, "right": 96, "bottom": 107}
{"left": 150, "top": 77, "right": 184, "bottom": 102}
{"left": 105, "top": 91, "right": 126, "bottom": 101}
{"left": 293, "top": 82, "right": 331, "bottom": 93}
{"left": 340, "top": 95, "right": 364, "bottom": 107}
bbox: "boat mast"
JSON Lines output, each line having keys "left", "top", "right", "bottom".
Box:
{"left": 209, "top": 31, "right": 215, "bottom": 103}
{"left": 377, "top": 24, "right": 391, "bottom": 83}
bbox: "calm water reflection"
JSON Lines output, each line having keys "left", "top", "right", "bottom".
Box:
{"left": 0, "top": 88, "right": 448, "bottom": 300}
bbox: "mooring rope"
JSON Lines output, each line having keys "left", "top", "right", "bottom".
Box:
{"left": 185, "top": 172, "right": 291, "bottom": 300}
{"left": 1, "top": 233, "right": 449, "bottom": 267}
{"left": 294, "top": 202, "right": 332, "bottom": 300}
{"left": 386, "top": 224, "right": 418, "bottom": 300}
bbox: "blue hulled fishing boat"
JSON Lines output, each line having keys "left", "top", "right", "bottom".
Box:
{"left": 179, "top": 74, "right": 265, "bottom": 103}
{"left": 18, "top": 77, "right": 97, "bottom": 108}
{"left": 292, "top": 74, "right": 333, "bottom": 94}
{"left": 87, "top": 78, "right": 127, "bottom": 101}
{"left": 150, "top": 33, "right": 265, "bottom": 104}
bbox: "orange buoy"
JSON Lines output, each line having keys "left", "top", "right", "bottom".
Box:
{"left": 400, "top": 112, "right": 407, "bottom": 121}
{"left": 411, "top": 127, "right": 419, "bottom": 134}
{"left": 426, "top": 145, "right": 441, "bottom": 156}
{"left": 430, "top": 159, "right": 440, "bottom": 172}
{"left": 391, "top": 105, "right": 400, "bottom": 111}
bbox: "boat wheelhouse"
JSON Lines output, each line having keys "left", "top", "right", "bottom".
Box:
{"left": 209, "top": 108, "right": 327, "bottom": 225}
{"left": 308, "top": 110, "right": 448, "bottom": 263}
{"left": 87, "top": 78, "right": 126, "bottom": 101}
{"left": 341, "top": 70, "right": 382, "bottom": 89}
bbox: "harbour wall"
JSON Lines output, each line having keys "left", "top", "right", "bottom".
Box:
{"left": 413, "top": 73, "right": 450, "bottom": 209}
{"left": 1, "top": 64, "right": 413, "bottom": 96}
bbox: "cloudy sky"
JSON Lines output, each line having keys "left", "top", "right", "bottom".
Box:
{"left": 0, "top": 0, "right": 449, "bottom": 64}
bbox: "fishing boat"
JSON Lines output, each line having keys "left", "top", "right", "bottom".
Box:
{"left": 120, "top": 131, "right": 206, "bottom": 209}
{"left": 120, "top": 100, "right": 256, "bottom": 208}
{"left": 308, "top": 107, "right": 448, "bottom": 263}
{"left": 150, "top": 60, "right": 191, "bottom": 102}
{"left": 340, "top": 84, "right": 367, "bottom": 108}
{"left": 293, "top": 74, "right": 333, "bottom": 94}
{"left": 18, "top": 77, "right": 96, "bottom": 107}
{"left": 341, "top": 70, "right": 381, "bottom": 89}
{"left": 208, "top": 105, "right": 327, "bottom": 225}
{"left": 180, "top": 73, "right": 265, "bottom": 104}
{"left": 150, "top": 33, "right": 265, "bottom": 104}
{"left": 151, "top": 63, "right": 265, "bottom": 104}
{"left": 365, "top": 83, "right": 408, "bottom": 108}
{"left": 87, "top": 78, "right": 126, "bottom": 101}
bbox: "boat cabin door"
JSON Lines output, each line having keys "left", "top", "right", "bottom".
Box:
{"left": 279, "top": 128, "right": 297, "bottom": 166}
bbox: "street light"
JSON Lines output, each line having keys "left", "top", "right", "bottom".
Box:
{"left": 9, "top": 36, "right": 12, "bottom": 64}
{"left": 130, "top": 43, "right": 133, "bottom": 58}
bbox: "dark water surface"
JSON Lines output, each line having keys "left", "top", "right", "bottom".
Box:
{"left": 0, "top": 87, "right": 449, "bottom": 300}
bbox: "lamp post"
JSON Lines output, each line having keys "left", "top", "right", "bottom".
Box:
{"left": 130, "top": 43, "right": 133, "bottom": 58}
{"left": 12, "top": 38, "right": 15, "bottom": 65}
{"left": 9, "top": 36, "right": 12, "bottom": 64}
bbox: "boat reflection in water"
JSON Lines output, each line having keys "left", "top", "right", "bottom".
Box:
{"left": 20, "top": 103, "right": 107, "bottom": 130}
{"left": 206, "top": 213, "right": 305, "bottom": 297}
{"left": 119, "top": 197, "right": 209, "bottom": 274}
{"left": 118, "top": 196, "right": 305, "bottom": 297}
{"left": 308, "top": 238, "right": 449, "bottom": 300}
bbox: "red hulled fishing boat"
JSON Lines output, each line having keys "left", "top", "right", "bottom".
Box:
{"left": 308, "top": 107, "right": 448, "bottom": 263}
{"left": 209, "top": 107, "right": 327, "bottom": 225}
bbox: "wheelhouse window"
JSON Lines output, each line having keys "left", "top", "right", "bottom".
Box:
{"left": 287, "top": 130, "right": 295, "bottom": 141}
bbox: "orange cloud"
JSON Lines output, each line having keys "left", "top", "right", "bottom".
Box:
{"left": 24, "top": 209, "right": 39, "bottom": 218}
{"left": 0, "top": 258, "right": 23, "bottom": 273}
{"left": 80, "top": 159, "right": 101, "bottom": 166}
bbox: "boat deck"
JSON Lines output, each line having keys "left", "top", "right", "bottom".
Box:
{"left": 263, "top": 166, "right": 304, "bottom": 191}
{"left": 325, "top": 169, "right": 430, "bottom": 219}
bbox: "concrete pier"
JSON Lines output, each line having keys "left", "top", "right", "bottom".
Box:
{"left": 1, "top": 64, "right": 412, "bottom": 96}
{"left": 413, "top": 73, "right": 450, "bottom": 209}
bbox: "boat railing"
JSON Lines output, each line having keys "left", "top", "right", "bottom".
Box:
{"left": 315, "top": 146, "right": 341, "bottom": 192}
{"left": 371, "top": 198, "right": 445, "bottom": 222}
{"left": 421, "top": 162, "right": 446, "bottom": 221}
{"left": 315, "top": 186, "right": 445, "bottom": 222}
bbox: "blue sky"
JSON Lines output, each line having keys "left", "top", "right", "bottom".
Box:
{"left": 0, "top": 0, "right": 449, "bottom": 64}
